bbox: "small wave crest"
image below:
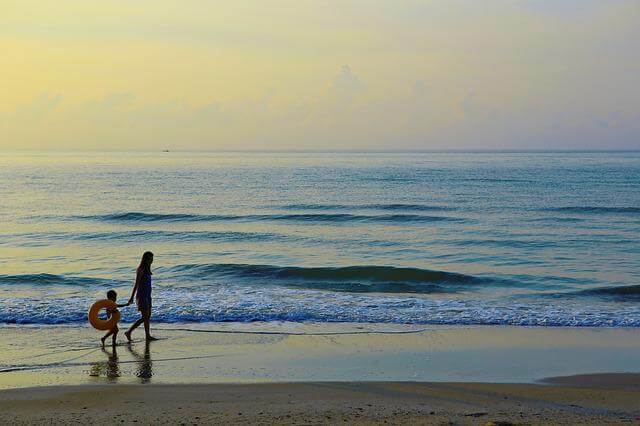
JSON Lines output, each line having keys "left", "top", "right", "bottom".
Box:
{"left": 0, "top": 273, "right": 111, "bottom": 287}
{"left": 279, "top": 203, "right": 453, "bottom": 212}
{"left": 81, "top": 212, "right": 212, "bottom": 222}
{"left": 76, "top": 212, "right": 463, "bottom": 224}
{"left": 163, "top": 263, "right": 496, "bottom": 294}
{"left": 546, "top": 206, "right": 640, "bottom": 214}
{"left": 1, "top": 230, "right": 287, "bottom": 247}
{"left": 577, "top": 285, "right": 640, "bottom": 298}
{"left": 73, "top": 230, "right": 280, "bottom": 243}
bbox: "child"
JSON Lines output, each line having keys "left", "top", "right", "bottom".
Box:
{"left": 101, "top": 290, "right": 127, "bottom": 348}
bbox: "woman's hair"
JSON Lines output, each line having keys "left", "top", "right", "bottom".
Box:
{"left": 138, "top": 251, "right": 154, "bottom": 275}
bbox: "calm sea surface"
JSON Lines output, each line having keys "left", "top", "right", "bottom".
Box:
{"left": 1, "top": 151, "right": 639, "bottom": 326}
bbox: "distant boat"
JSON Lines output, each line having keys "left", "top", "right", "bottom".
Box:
{"left": 162, "top": 149, "right": 170, "bottom": 152}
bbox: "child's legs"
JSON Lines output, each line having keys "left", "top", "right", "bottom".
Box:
{"left": 111, "top": 326, "right": 118, "bottom": 345}
{"left": 102, "top": 329, "right": 114, "bottom": 340}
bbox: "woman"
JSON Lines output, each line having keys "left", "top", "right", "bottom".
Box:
{"left": 124, "top": 251, "right": 157, "bottom": 342}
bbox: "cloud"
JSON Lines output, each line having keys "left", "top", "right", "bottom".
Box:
{"left": 327, "top": 65, "right": 363, "bottom": 95}
{"left": 84, "top": 92, "right": 135, "bottom": 111}
{"left": 458, "top": 91, "right": 476, "bottom": 117}
{"left": 78, "top": 92, "right": 135, "bottom": 124}
{"left": 12, "top": 93, "right": 62, "bottom": 121}
{"left": 2, "top": 55, "right": 640, "bottom": 151}
{"left": 412, "top": 80, "right": 427, "bottom": 96}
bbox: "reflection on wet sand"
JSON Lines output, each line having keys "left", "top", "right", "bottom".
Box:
{"left": 88, "top": 341, "right": 153, "bottom": 383}
{"left": 89, "top": 347, "right": 120, "bottom": 381}
{"left": 127, "top": 341, "right": 153, "bottom": 383}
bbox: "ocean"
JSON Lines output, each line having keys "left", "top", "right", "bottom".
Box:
{"left": 1, "top": 151, "right": 639, "bottom": 327}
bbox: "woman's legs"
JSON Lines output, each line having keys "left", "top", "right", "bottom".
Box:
{"left": 125, "top": 308, "right": 154, "bottom": 341}
{"left": 142, "top": 309, "right": 152, "bottom": 339}
{"left": 125, "top": 316, "right": 143, "bottom": 342}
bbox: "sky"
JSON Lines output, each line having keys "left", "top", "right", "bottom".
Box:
{"left": 1, "top": 0, "right": 639, "bottom": 151}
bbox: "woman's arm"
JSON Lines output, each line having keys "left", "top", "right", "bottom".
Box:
{"left": 127, "top": 270, "right": 141, "bottom": 306}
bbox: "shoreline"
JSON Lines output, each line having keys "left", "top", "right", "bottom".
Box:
{"left": 1, "top": 324, "right": 639, "bottom": 387}
{"left": 2, "top": 324, "right": 640, "bottom": 423}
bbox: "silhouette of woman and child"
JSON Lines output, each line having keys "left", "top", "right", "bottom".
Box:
{"left": 100, "top": 251, "right": 157, "bottom": 348}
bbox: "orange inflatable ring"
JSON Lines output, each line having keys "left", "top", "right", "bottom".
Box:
{"left": 88, "top": 299, "right": 120, "bottom": 330}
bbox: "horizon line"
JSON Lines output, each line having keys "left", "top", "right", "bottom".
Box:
{"left": 2, "top": 148, "right": 640, "bottom": 154}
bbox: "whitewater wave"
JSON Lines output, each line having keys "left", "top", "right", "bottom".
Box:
{"left": 2, "top": 286, "right": 640, "bottom": 326}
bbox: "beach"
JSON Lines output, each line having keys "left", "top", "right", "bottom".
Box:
{"left": 4, "top": 0, "right": 640, "bottom": 420}
{"left": 1, "top": 324, "right": 640, "bottom": 424}
{"left": 3, "top": 0, "right": 640, "bottom": 419}
{"left": 3, "top": 380, "right": 640, "bottom": 425}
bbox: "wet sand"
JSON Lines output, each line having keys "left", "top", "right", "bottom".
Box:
{"left": 1, "top": 324, "right": 639, "bottom": 424}
{"left": 2, "top": 324, "right": 640, "bottom": 387}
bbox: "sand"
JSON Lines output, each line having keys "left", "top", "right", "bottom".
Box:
{"left": 1, "top": 380, "right": 639, "bottom": 425}
{"left": 1, "top": 324, "right": 640, "bottom": 424}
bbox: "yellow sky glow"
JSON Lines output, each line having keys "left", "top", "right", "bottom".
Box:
{"left": 1, "top": 0, "right": 639, "bottom": 150}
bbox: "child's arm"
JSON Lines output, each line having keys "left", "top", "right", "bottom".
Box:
{"left": 104, "top": 307, "right": 116, "bottom": 321}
